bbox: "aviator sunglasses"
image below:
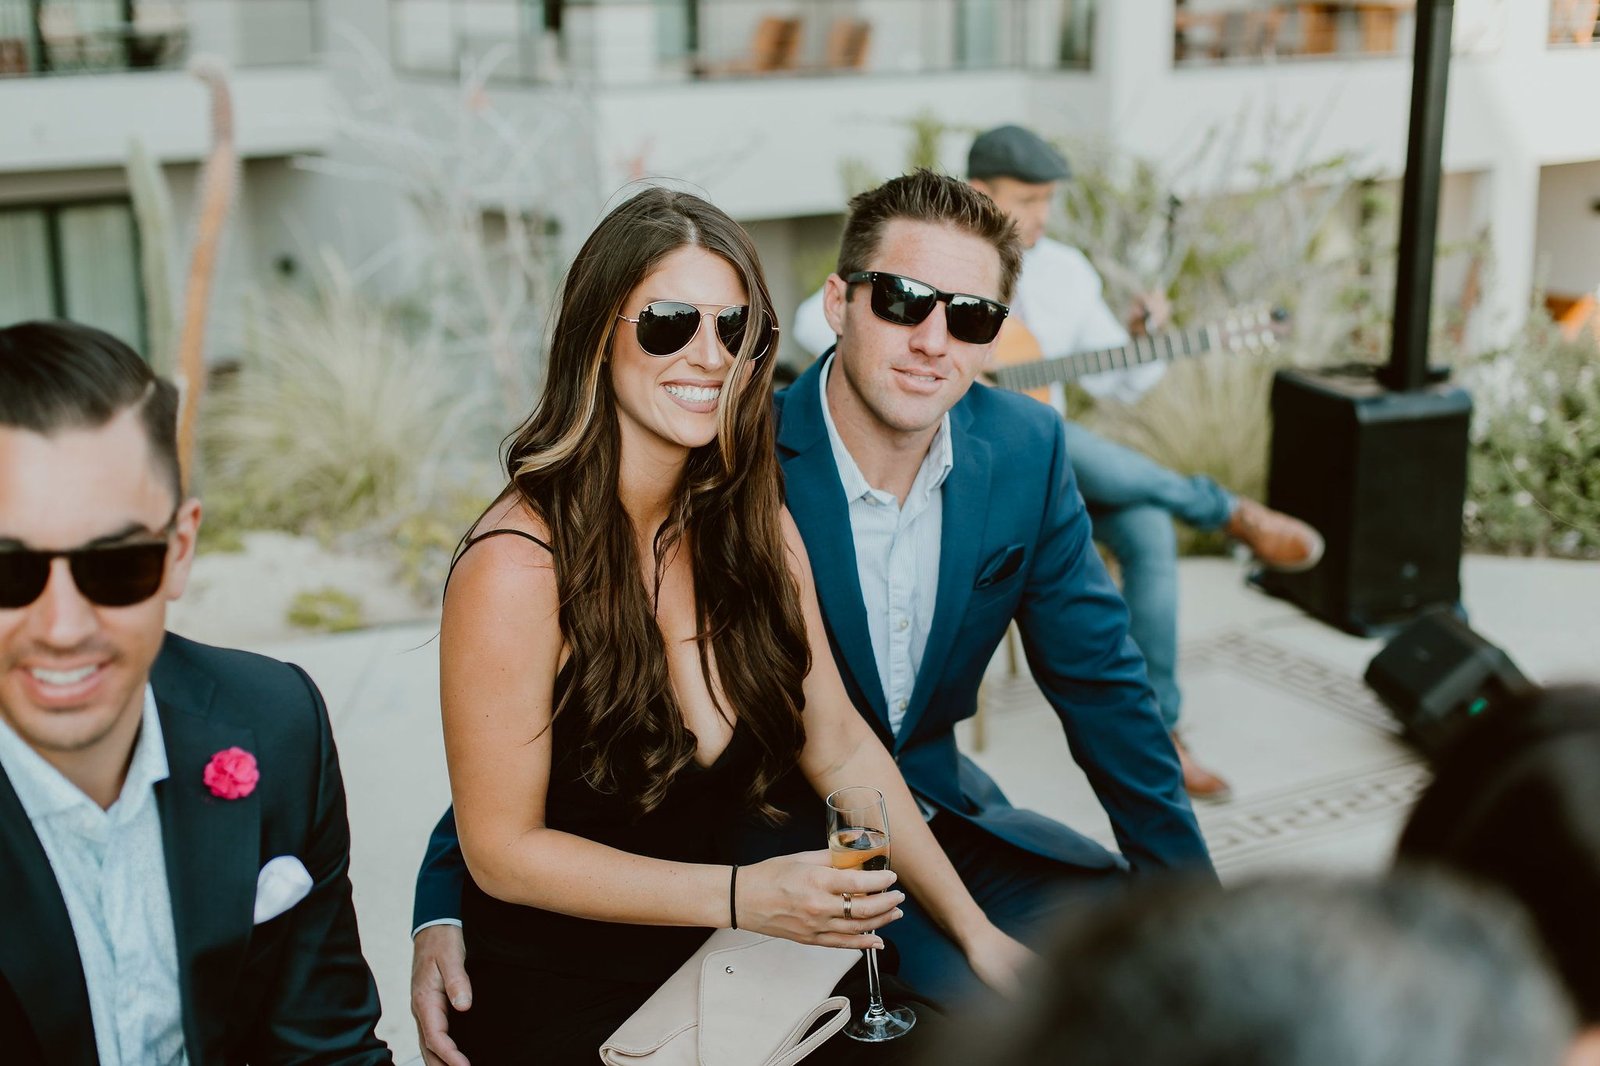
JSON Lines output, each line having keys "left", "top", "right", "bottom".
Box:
{"left": 843, "top": 271, "right": 1010, "bottom": 345}
{"left": 0, "top": 519, "right": 175, "bottom": 610}
{"left": 617, "top": 301, "right": 777, "bottom": 360}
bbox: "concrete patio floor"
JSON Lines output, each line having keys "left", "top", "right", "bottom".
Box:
{"left": 174, "top": 553, "right": 1600, "bottom": 1057}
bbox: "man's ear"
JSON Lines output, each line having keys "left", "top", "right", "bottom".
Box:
{"left": 1567, "top": 1028, "right": 1600, "bottom": 1066}
{"left": 821, "top": 273, "right": 849, "bottom": 339}
{"left": 163, "top": 496, "right": 204, "bottom": 601}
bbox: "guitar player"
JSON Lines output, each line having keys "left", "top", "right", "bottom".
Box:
{"left": 790, "top": 125, "right": 1324, "bottom": 801}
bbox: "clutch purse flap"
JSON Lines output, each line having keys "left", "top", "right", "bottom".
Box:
{"left": 599, "top": 929, "right": 856, "bottom": 1066}
{"left": 698, "top": 935, "right": 856, "bottom": 1066}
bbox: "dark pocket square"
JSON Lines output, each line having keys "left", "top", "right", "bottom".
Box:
{"left": 975, "top": 544, "right": 1025, "bottom": 588}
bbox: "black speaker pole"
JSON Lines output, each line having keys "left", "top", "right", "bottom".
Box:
{"left": 1259, "top": 0, "right": 1474, "bottom": 636}
{"left": 1382, "top": 0, "right": 1456, "bottom": 392}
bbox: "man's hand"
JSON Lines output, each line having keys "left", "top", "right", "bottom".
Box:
{"left": 1128, "top": 291, "right": 1172, "bottom": 337}
{"left": 411, "top": 924, "right": 472, "bottom": 1066}
{"left": 960, "top": 922, "right": 1035, "bottom": 998}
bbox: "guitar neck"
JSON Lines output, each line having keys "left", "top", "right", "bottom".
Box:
{"left": 992, "top": 325, "right": 1216, "bottom": 394}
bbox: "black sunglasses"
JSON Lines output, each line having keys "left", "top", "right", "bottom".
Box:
{"left": 617, "top": 301, "right": 776, "bottom": 360}
{"left": 843, "top": 271, "right": 1010, "bottom": 345}
{"left": 0, "top": 525, "right": 174, "bottom": 610}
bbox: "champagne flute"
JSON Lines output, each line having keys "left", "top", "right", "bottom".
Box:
{"left": 826, "top": 785, "right": 916, "bottom": 1042}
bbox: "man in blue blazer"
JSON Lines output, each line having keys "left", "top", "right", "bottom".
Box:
{"left": 410, "top": 171, "right": 1211, "bottom": 1061}
{"left": 0, "top": 321, "right": 390, "bottom": 1065}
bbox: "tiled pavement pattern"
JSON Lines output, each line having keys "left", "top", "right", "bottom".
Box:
{"left": 188, "top": 554, "right": 1600, "bottom": 1056}
{"left": 960, "top": 627, "right": 1426, "bottom": 878}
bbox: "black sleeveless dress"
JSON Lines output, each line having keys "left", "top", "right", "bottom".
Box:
{"left": 445, "top": 529, "right": 759, "bottom": 1063}
{"left": 448, "top": 530, "right": 938, "bottom": 1064}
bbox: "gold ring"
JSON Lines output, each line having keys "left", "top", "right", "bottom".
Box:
{"left": 843, "top": 893, "right": 853, "bottom": 920}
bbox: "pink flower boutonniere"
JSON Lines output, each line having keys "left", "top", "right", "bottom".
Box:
{"left": 204, "top": 747, "right": 260, "bottom": 800}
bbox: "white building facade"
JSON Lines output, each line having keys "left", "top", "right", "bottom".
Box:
{"left": 3, "top": 0, "right": 1597, "bottom": 361}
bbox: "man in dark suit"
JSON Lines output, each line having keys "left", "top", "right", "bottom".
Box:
{"left": 408, "top": 171, "right": 1212, "bottom": 1064}
{"left": 0, "top": 321, "right": 391, "bottom": 1065}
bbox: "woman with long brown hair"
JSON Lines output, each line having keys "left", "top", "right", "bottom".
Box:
{"left": 439, "top": 188, "right": 1027, "bottom": 1061}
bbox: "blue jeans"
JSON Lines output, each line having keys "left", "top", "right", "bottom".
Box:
{"left": 1061, "top": 420, "right": 1236, "bottom": 730}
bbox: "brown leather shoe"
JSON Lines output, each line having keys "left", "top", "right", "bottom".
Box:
{"left": 1224, "top": 497, "right": 1325, "bottom": 573}
{"left": 1172, "top": 734, "right": 1232, "bottom": 802}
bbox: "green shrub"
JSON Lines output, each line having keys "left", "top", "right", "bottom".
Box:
{"left": 390, "top": 489, "right": 498, "bottom": 604}
{"left": 1462, "top": 314, "right": 1600, "bottom": 558}
{"left": 286, "top": 587, "right": 366, "bottom": 633}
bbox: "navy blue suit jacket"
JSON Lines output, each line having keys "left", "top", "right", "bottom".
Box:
{"left": 412, "top": 360, "right": 1211, "bottom": 929}
{"left": 0, "top": 634, "right": 391, "bottom": 1066}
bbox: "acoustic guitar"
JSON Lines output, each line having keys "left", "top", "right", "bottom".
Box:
{"left": 988, "top": 306, "right": 1291, "bottom": 403}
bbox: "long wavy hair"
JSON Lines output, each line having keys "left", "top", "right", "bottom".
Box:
{"left": 488, "top": 187, "right": 809, "bottom": 819}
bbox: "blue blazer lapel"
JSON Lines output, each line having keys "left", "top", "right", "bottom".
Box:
{"left": 896, "top": 401, "right": 991, "bottom": 751}
{"left": 777, "top": 361, "right": 891, "bottom": 732}
{"left": 151, "top": 649, "right": 259, "bottom": 1066}
{"left": 0, "top": 769, "right": 97, "bottom": 1065}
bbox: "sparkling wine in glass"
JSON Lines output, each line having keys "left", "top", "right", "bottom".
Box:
{"left": 826, "top": 786, "right": 915, "bottom": 1042}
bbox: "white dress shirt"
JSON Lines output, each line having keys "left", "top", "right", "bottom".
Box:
{"left": 788, "top": 238, "right": 1163, "bottom": 406}
{"left": 819, "top": 354, "right": 953, "bottom": 736}
{"left": 0, "top": 685, "right": 188, "bottom": 1066}
{"left": 1009, "top": 237, "right": 1164, "bottom": 407}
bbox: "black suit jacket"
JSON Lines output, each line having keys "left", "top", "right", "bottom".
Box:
{"left": 0, "top": 633, "right": 391, "bottom": 1065}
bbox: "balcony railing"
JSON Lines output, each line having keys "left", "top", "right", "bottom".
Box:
{"left": 1549, "top": 0, "right": 1598, "bottom": 47}
{"left": 390, "top": 0, "right": 1097, "bottom": 86}
{"left": 0, "top": 0, "right": 320, "bottom": 78}
{"left": 1172, "top": 1, "right": 1505, "bottom": 67}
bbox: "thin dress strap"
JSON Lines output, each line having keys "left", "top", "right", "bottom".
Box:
{"left": 445, "top": 528, "right": 554, "bottom": 590}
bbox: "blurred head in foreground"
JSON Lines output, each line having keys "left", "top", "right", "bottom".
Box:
{"left": 927, "top": 872, "right": 1578, "bottom": 1066}
{"left": 1399, "top": 684, "right": 1600, "bottom": 1041}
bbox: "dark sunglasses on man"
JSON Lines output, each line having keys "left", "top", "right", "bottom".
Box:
{"left": 843, "top": 271, "right": 1010, "bottom": 345}
{"left": 0, "top": 517, "right": 176, "bottom": 610}
{"left": 617, "top": 301, "right": 777, "bottom": 360}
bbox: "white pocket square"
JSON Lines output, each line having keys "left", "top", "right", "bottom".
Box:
{"left": 254, "top": 855, "right": 313, "bottom": 925}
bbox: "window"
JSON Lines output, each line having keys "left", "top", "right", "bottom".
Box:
{"left": 0, "top": 200, "right": 145, "bottom": 353}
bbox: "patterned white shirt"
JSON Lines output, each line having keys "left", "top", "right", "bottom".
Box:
{"left": 819, "top": 354, "right": 953, "bottom": 735}
{"left": 0, "top": 685, "right": 188, "bottom": 1066}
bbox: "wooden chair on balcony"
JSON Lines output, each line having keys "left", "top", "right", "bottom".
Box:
{"left": 0, "top": 37, "right": 29, "bottom": 75}
{"left": 1547, "top": 292, "right": 1599, "bottom": 342}
{"left": 1355, "top": 0, "right": 1413, "bottom": 54}
{"left": 822, "top": 16, "right": 871, "bottom": 71}
{"left": 701, "top": 15, "right": 803, "bottom": 77}
{"left": 1242, "top": 7, "right": 1288, "bottom": 55}
{"left": 1176, "top": 6, "right": 1286, "bottom": 63}
{"left": 1551, "top": 0, "right": 1600, "bottom": 45}
{"left": 1174, "top": 1, "right": 1229, "bottom": 62}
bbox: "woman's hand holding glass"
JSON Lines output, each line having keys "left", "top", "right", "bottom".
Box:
{"left": 733, "top": 851, "right": 904, "bottom": 950}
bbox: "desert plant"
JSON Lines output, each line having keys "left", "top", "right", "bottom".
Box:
{"left": 1085, "top": 357, "right": 1279, "bottom": 555}
{"left": 389, "top": 488, "right": 498, "bottom": 603}
{"left": 295, "top": 33, "right": 600, "bottom": 420}
{"left": 125, "top": 137, "right": 178, "bottom": 376}
{"left": 201, "top": 252, "right": 497, "bottom": 541}
{"left": 175, "top": 59, "right": 239, "bottom": 486}
{"left": 287, "top": 587, "right": 366, "bottom": 633}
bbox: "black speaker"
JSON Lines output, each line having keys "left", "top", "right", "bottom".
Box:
{"left": 1255, "top": 367, "right": 1472, "bottom": 635}
{"left": 1364, "top": 607, "right": 1532, "bottom": 759}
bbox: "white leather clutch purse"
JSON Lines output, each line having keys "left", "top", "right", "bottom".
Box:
{"left": 599, "top": 929, "right": 858, "bottom": 1066}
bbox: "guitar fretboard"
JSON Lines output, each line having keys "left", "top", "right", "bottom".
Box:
{"left": 991, "top": 325, "right": 1217, "bottom": 393}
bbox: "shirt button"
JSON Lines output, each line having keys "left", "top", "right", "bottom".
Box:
{"left": 898, "top": 699, "right": 908, "bottom": 712}
{"left": 897, "top": 617, "right": 909, "bottom": 631}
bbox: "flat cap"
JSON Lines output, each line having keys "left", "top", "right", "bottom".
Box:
{"left": 967, "top": 125, "right": 1071, "bottom": 183}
